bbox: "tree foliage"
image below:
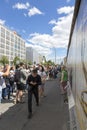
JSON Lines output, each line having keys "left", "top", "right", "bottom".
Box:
{"left": 0, "top": 56, "right": 9, "bottom": 66}
{"left": 42, "top": 59, "right": 55, "bottom": 66}
{"left": 13, "top": 56, "right": 20, "bottom": 66}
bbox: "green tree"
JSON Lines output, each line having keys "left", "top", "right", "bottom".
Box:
{"left": 28, "top": 61, "right": 32, "bottom": 65}
{"left": 0, "top": 56, "right": 9, "bottom": 66}
{"left": 26, "top": 60, "right": 32, "bottom": 65}
{"left": 46, "top": 60, "right": 55, "bottom": 66}
{"left": 20, "top": 59, "right": 27, "bottom": 64}
{"left": 13, "top": 56, "right": 20, "bottom": 66}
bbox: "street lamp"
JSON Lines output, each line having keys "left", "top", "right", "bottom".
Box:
{"left": 49, "top": 42, "right": 56, "bottom": 64}
{"left": 51, "top": 46, "right": 56, "bottom": 64}
{"left": 54, "top": 47, "right": 56, "bottom": 64}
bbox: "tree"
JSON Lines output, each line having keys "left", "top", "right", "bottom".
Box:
{"left": 20, "top": 59, "right": 27, "bottom": 64}
{"left": 0, "top": 56, "right": 9, "bottom": 66}
{"left": 46, "top": 60, "right": 55, "bottom": 66}
{"left": 13, "top": 56, "right": 20, "bottom": 66}
{"left": 28, "top": 61, "right": 32, "bottom": 65}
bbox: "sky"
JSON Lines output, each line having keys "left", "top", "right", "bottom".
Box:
{"left": 0, "top": 0, "right": 75, "bottom": 63}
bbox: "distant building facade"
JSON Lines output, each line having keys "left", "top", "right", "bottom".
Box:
{"left": 26, "top": 47, "right": 43, "bottom": 64}
{"left": 0, "top": 24, "right": 26, "bottom": 64}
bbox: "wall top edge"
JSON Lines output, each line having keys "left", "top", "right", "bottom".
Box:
{"left": 67, "top": 0, "right": 81, "bottom": 57}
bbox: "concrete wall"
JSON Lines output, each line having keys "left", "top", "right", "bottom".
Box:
{"left": 67, "top": 0, "right": 87, "bottom": 130}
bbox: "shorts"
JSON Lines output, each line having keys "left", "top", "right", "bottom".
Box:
{"left": 16, "top": 83, "right": 25, "bottom": 90}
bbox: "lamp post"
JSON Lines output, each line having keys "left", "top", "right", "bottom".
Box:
{"left": 51, "top": 46, "right": 56, "bottom": 64}
{"left": 49, "top": 42, "right": 56, "bottom": 64}
{"left": 54, "top": 47, "right": 56, "bottom": 64}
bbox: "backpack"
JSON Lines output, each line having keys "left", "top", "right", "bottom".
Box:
{"left": 9, "top": 76, "right": 14, "bottom": 83}
{"left": 14, "top": 69, "right": 21, "bottom": 83}
{"left": 14, "top": 69, "right": 26, "bottom": 84}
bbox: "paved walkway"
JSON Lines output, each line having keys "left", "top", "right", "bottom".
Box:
{"left": 0, "top": 79, "right": 69, "bottom": 130}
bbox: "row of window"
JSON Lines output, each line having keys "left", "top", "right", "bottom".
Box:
{"left": 0, "top": 45, "right": 25, "bottom": 52}
{"left": 1, "top": 34, "right": 24, "bottom": 44}
{"left": 0, "top": 36, "right": 25, "bottom": 45}
{"left": 0, "top": 42, "right": 25, "bottom": 50}
{"left": 0, "top": 51, "right": 25, "bottom": 58}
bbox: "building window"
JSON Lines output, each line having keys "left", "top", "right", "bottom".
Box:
{"left": 1, "top": 38, "right": 5, "bottom": 43}
{"left": 0, "top": 49, "right": 4, "bottom": 53}
{"left": 1, "top": 27, "right": 5, "bottom": 33}
{"left": 6, "top": 31, "right": 10, "bottom": 36}
{"left": 11, "top": 52, "right": 13, "bottom": 55}
{"left": 6, "top": 35, "right": 10, "bottom": 40}
{"left": 6, "top": 40, "right": 10, "bottom": 45}
{"left": 6, "top": 50, "right": 9, "bottom": 55}
{"left": 6, "top": 45, "right": 9, "bottom": 49}
{"left": 1, "top": 33, "right": 5, "bottom": 38}
{"left": 0, "top": 43, "right": 5, "bottom": 48}
{"left": 11, "top": 34, "right": 14, "bottom": 42}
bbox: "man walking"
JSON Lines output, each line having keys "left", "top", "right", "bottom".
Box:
{"left": 27, "top": 69, "right": 41, "bottom": 119}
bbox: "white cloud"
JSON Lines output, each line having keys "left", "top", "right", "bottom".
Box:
{"left": 28, "top": 33, "right": 54, "bottom": 48}
{"left": 28, "top": 7, "right": 44, "bottom": 17}
{"left": 13, "top": 2, "right": 30, "bottom": 10}
{"left": 57, "top": 6, "right": 74, "bottom": 14}
{"left": 49, "top": 19, "right": 57, "bottom": 25}
{"left": 26, "top": 6, "right": 74, "bottom": 58}
{"left": 52, "top": 13, "right": 74, "bottom": 48}
{"left": 0, "top": 19, "right": 5, "bottom": 25}
{"left": 13, "top": 2, "right": 44, "bottom": 17}
{"left": 26, "top": 43, "right": 51, "bottom": 56}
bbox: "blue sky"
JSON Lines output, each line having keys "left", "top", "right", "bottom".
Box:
{"left": 0, "top": 0, "right": 75, "bottom": 63}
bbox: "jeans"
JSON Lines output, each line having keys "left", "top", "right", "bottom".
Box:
{"left": 2, "top": 88, "right": 7, "bottom": 99}
{"left": 28, "top": 87, "right": 39, "bottom": 113}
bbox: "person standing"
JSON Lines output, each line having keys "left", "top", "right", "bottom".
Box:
{"left": 14, "top": 63, "right": 27, "bottom": 104}
{"left": 1, "top": 65, "right": 10, "bottom": 99}
{"left": 38, "top": 65, "right": 47, "bottom": 98}
{"left": 0, "top": 65, "right": 10, "bottom": 118}
{"left": 61, "top": 65, "right": 68, "bottom": 103}
{"left": 9, "top": 66, "right": 15, "bottom": 95}
{"left": 27, "top": 69, "right": 41, "bottom": 119}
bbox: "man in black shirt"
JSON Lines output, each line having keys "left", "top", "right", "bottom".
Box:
{"left": 27, "top": 69, "right": 41, "bottom": 119}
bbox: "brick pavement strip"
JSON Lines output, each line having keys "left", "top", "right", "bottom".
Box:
{"left": 0, "top": 80, "right": 69, "bottom": 130}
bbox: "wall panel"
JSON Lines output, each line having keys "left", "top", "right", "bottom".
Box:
{"left": 67, "top": 0, "right": 87, "bottom": 129}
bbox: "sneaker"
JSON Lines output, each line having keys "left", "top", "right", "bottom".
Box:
{"left": 41, "top": 95, "right": 46, "bottom": 98}
{"left": 28, "top": 113, "right": 32, "bottom": 119}
{"left": 20, "top": 101, "right": 25, "bottom": 104}
{"left": 36, "top": 103, "right": 39, "bottom": 106}
{"left": 43, "top": 95, "right": 47, "bottom": 97}
{"left": 64, "top": 100, "right": 68, "bottom": 104}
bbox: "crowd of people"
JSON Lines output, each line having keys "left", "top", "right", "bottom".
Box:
{"left": 0, "top": 62, "right": 68, "bottom": 119}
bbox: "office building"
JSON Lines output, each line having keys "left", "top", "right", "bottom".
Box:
{"left": 0, "top": 24, "right": 26, "bottom": 64}
{"left": 26, "top": 47, "right": 43, "bottom": 64}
